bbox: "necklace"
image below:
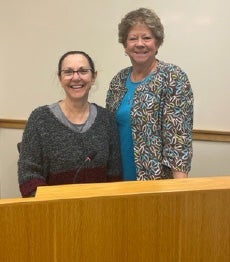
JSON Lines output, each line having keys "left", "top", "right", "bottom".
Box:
{"left": 131, "top": 59, "right": 158, "bottom": 82}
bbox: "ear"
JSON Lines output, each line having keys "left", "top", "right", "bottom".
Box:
{"left": 155, "top": 41, "right": 160, "bottom": 53}
{"left": 91, "top": 71, "right": 97, "bottom": 85}
{"left": 58, "top": 73, "right": 62, "bottom": 82}
{"left": 58, "top": 75, "right": 65, "bottom": 90}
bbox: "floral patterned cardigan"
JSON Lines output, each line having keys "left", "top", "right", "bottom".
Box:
{"left": 106, "top": 60, "right": 193, "bottom": 179}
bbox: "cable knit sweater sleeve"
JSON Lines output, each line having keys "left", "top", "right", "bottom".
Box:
{"left": 18, "top": 107, "right": 48, "bottom": 197}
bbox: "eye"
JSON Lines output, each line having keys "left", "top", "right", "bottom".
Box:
{"left": 62, "top": 69, "right": 73, "bottom": 75}
{"left": 143, "top": 36, "right": 152, "bottom": 40}
{"left": 128, "top": 37, "right": 137, "bottom": 41}
{"left": 78, "top": 69, "right": 90, "bottom": 74}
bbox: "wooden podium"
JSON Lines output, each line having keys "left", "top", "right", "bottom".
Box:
{"left": 0, "top": 176, "right": 229, "bottom": 262}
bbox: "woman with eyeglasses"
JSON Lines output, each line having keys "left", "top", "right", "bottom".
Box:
{"left": 18, "top": 51, "right": 122, "bottom": 197}
{"left": 106, "top": 8, "right": 193, "bottom": 180}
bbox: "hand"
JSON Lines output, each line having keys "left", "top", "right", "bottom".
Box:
{"left": 172, "top": 171, "right": 188, "bottom": 178}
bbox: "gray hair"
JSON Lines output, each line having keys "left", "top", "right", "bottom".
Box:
{"left": 118, "top": 8, "right": 164, "bottom": 47}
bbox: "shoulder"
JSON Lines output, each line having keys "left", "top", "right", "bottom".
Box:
{"left": 22, "top": 105, "right": 51, "bottom": 137}
{"left": 27, "top": 105, "right": 50, "bottom": 120}
{"left": 94, "top": 104, "right": 115, "bottom": 117}
{"left": 110, "top": 66, "right": 132, "bottom": 83}
{"left": 26, "top": 105, "right": 53, "bottom": 129}
{"left": 158, "top": 61, "right": 193, "bottom": 97}
{"left": 93, "top": 104, "right": 117, "bottom": 125}
{"left": 158, "top": 60, "right": 189, "bottom": 79}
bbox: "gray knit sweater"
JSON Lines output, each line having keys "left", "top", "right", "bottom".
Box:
{"left": 18, "top": 104, "right": 122, "bottom": 197}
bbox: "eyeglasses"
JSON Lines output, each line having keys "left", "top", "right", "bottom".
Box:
{"left": 61, "top": 68, "right": 93, "bottom": 78}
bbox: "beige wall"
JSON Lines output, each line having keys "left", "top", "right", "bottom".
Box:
{"left": 0, "top": 0, "right": 229, "bottom": 198}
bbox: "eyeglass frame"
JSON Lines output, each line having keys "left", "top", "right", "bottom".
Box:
{"left": 60, "top": 68, "right": 93, "bottom": 78}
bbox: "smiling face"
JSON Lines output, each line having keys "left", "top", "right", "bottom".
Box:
{"left": 59, "top": 54, "right": 97, "bottom": 102}
{"left": 124, "top": 23, "right": 159, "bottom": 67}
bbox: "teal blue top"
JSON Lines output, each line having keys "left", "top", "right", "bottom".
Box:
{"left": 116, "top": 73, "right": 153, "bottom": 180}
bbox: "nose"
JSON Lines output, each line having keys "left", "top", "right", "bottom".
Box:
{"left": 72, "top": 71, "right": 81, "bottom": 79}
{"left": 136, "top": 37, "right": 144, "bottom": 46}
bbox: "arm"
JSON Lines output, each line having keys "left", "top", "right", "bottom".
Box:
{"left": 18, "top": 109, "right": 47, "bottom": 197}
{"left": 162, "top": 66, "right": 194, "bottom": 178}
{"left": 106, "top": 68, "right": 130, "bottom": 113}
{"left": 106, "top": 112, "right": 123, "bottom": 181}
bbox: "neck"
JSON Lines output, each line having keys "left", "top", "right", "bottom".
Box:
{"left": 131, "top": 59, "right": 158, "bottom": 82}
{"left": 60, "top": 99, "right": 90, "bottom": 124}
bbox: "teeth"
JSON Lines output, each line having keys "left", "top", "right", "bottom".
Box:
{"left": 70, "top": 85, "right": 83, "bottom": 89}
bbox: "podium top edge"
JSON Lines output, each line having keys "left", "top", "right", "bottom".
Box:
{"left": 35, "top": 176, "right": 230, "bottom": 201}
{"left": 1, "top": 176, "right": 229, "bottom": 205}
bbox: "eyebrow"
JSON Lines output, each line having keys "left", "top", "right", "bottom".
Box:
{"left": 63, "top": 66, "right": 89, "bottom": 70}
